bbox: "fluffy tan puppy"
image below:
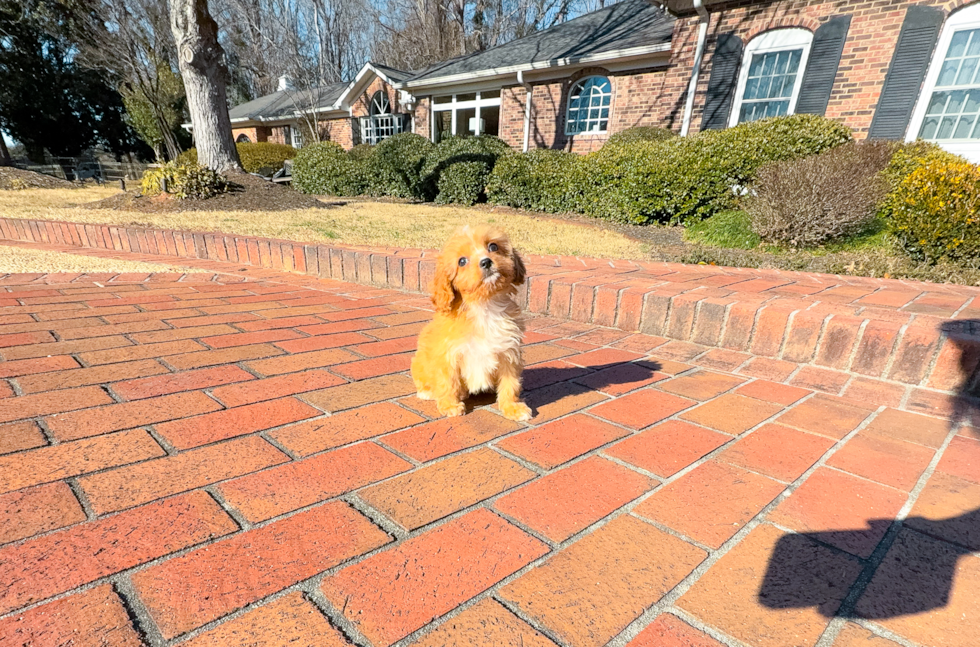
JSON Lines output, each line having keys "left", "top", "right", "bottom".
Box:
{"left": 411, "top": 225, "right": 531, "bottom": 421}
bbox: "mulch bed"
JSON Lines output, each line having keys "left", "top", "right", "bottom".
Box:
{"left": 84, "top": 172, "right": 328, "bottom": 213}
{"left": 0, "top": 167, "right": 76, "bottom": 190}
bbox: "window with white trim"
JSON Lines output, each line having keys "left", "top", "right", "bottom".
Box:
{"left": 731, "top": 29, "right": 813, "bottom": 125}
{"left": 291, "top": 125, "right": 303, "bottom": 148}
{"left": 360, "top": 91, "right": 407, "bottom": 145}
{"left": 565, "top": 76, "right": 612, "bottom": 135}
{"left": 430, "top": 90, "right": 502, "bottom": 142}
{"left": 908, "top": 5, "right": 980, "bottom": 161}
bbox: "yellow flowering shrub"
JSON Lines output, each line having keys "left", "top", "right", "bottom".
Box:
{"left": 888, "top": 159, "right": 980, "bottom": 267}
{"left": 139, "top": 162, "right": 229, "bottom": 200}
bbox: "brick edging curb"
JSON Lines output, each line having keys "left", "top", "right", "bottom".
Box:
{"left": 1, "top": 216, "right": 978, "bottom": 394}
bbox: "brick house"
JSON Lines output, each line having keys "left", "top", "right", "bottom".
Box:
{"left": 224, "top": 0, "right": 980, "bottom": 161}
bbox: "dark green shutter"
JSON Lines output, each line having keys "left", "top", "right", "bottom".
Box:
{"left": 868, "top": 5, "right": 944, "bottom": 139}
{"left": 702, "top": 33, "right": 743, "bottom": 130}
{"left": 796, "top": 15, "right": 852, "bottom": 115}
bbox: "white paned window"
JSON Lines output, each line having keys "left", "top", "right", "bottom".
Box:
{"left": 565, "top": 76, "right": 612, "bottom": 135}
{"left": 430, "top": 90, "right": 502, "bottom": 142}
{"left": 731, "top": 29, "right": 813, "bottom": 126}
{"left": 291, "top": 125, "right": 303, "bottom": 148}
{"left": 360, "top": 91, "right": 406, "bottom": 145}
{"left": 909, "top": 5, "right": 980, "bottom": 161}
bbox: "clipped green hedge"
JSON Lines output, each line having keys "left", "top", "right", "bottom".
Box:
{"left": 604, "top": 126, "right": 677, "bottom": 148}
{"left": 486, "top": 149, "right": 581, "bottom": 212}
{"left": 582, "top": 114, "right": 853, "bottom": 224}
{"left": 177, "top": 142, "right": 296, "bottom": 175}
{"left": 422, "top": 135, "right": 512, "bottom": 204}
{"left": 366, "top": 132, "right": 435, "bottom": 199}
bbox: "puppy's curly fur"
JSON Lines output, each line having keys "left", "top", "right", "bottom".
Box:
{"left": 411, "top": 225, "right": 531, "bottom": 421}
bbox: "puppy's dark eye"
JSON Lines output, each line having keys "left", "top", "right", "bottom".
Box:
{"left": 488, "top": 243, "right": 499, "bottom": 252}
{"left": 458, "top": 257, "right": 468, "bottom": 267}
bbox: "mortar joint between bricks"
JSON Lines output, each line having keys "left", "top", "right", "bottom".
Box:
{"left": 304, "top": 585, "right": 375, "bottom": 647}
{"left": 66, "top": 477, "right": 99, "bottom": 521}
{"left": 342, "top": 493, "right": 407, "bottom": 541}
{"left": 111, "top": 574, "right": 168, "bottom": 647}
{"left": 842, "top": 318, "right": 871, "bottom": 374}
{"left": 203, "top": 486, "right": 251, "bottom": 531}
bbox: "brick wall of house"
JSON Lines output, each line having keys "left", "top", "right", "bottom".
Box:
{"left": 231, "top": 127, "right": 271, "bottom": 143}
{"left": 319, "top": 119, "right": 355, "bottom": 149}
{"left": 683, "top": 0, "right": 978, "bottom": 137}
{"left": 498, "top": 66, "right": 680, "bottom": 152}
{"left": 414, "top": 97, "right": 431, "bottom": 139}
{"left": 499, "top": 86, "right": 527, "bottom": 149}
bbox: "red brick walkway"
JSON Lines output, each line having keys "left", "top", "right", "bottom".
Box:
{"left": 0, "top": 258, "right": 977, "bottom": 647}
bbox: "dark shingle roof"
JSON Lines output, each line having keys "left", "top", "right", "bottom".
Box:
{"left": 228, "top": 81, "right": 349, "bottom": 121}
{"left": 371, "top": 63, "right": 412, "bottom": 83}
{"left": 407, "top": 0, "right": 674, "bottom": 83}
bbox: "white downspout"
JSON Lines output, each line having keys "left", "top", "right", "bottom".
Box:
{"left": 680, "top": 0, "right": 710, "bottom": 137}
{"left": 518, "top": 70, "right": 532, "bottom": 152}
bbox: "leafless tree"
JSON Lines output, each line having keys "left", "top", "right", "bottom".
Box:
{"left": 169, "top": 0, "right": 241, "bottom": 172}
{"left": 372, "top": 0, "right": 612, "bottom": 71}
{"left": 83, "top": 0, "right": 186, "bottom": 161}
{"left": 216, "top": 0, "right": 371, "bottom": 142}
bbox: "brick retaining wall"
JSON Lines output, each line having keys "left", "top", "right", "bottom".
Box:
{"left": 1, "top": 216, "right": 977, "bottom": 395}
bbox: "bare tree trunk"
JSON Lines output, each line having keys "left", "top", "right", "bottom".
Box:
{"left": 168, "top": 0, "right": 241, "bottom": 173}
{"left": 0, "top": 136, "right": 11, "bottom": 166}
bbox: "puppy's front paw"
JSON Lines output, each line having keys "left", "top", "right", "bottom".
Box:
{"left": 500, "top": 401, "right": 532, "bottom": 422}
{"left": 438, "top": 401, "right": 465, "bottom": 417}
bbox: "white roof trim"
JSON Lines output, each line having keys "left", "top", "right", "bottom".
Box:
{"left": 403, "top": 42, "right": 671, "bottom": 89}
{"left": 332, "top": 62, "right": 398, "bottom": 110}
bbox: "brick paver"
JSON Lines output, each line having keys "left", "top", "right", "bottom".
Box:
{"left": 0, "top": 261, "right": 975, "bottom": 647}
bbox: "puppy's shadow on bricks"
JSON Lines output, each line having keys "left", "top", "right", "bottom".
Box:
{"left": 451, "top": 359, "right": 665, "bottom": 415}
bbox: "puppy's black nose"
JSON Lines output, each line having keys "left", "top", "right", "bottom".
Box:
{"left": 480, "top": 258, "right": 493, "bottom": 270}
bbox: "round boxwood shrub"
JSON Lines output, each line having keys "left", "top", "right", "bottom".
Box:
{"left": 291, "top": 141, "right": 347, "bottom": 194}
{"left": 176, "top": 142, "right": 296, "bottom": 175}
{"left": 486, "top": 149, "right": 581, "bottom": 212}
{"left": 366, "top": 132, "right": 435, "bottom": 199}
{"left": 422, "top": 135, "right": 512, "bottom": 204}
{"left": 604, "top": 126, "right": 676, "bottom": 148}
{"left": 436, "top": 162, "right": 492, "bottom": 206}
{"left": 887, "top": 158, "right": 980, "bottom": 267}
{"left": 348, "top": 143, "right": 375, "bottom": 160}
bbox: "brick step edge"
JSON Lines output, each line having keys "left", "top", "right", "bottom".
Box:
{"left": 0, "top": 216, "right": 977, "bottom": 395}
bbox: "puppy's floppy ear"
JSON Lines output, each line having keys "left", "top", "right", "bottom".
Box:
{"left": 431, "top": 254, "right": 460, "bottom": 313}
{"left": 511, "top": 248, "right": 527, "bottom": 286}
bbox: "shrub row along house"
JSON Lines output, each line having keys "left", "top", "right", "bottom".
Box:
{"left": 220, "top": 0, "right": 980, "bottom": 161}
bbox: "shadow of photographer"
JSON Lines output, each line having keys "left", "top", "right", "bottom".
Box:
{"left": 759, "top": 319, "right": 979, "bottom": 622}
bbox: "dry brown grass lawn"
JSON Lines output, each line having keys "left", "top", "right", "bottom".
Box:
{"left": 0, "top": 243, "right": 205, "bottom": 274}
{"left": 0, "top": 187, "right": 646, "bottom": 259}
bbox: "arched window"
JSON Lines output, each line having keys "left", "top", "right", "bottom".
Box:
{"left": 908, "top": 4, "right": 980, "bottom": 161}
{"left": 565, "top": 76, "right": 612, "bottom": 135}
{"left": 361, "top": 91, "right": 405, "bottom": 144}
{"left": 236, "top": 134, "right": 251, "bottom": 143}
{"left": 731, "top": 29, "right": 813, "bottom": 125}
{"left": 370, "top": 91, "right": 391, "bottom": 116}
